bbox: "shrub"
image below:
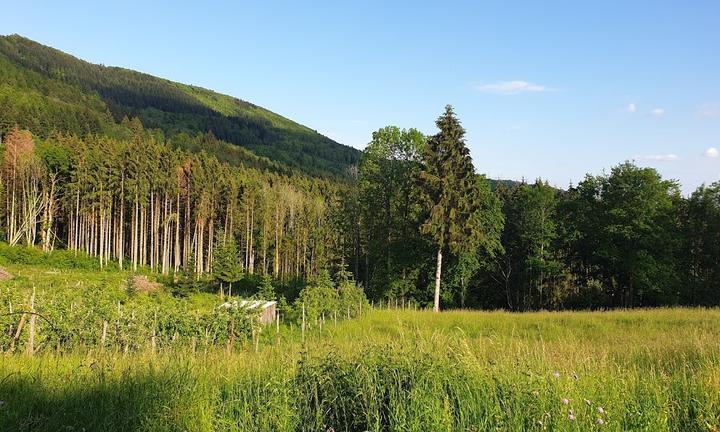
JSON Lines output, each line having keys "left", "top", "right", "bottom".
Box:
{"left": 296, "top": 270, "right": 339, "bottom": 325}
{"left": 294, "top": 269, "right": 369, "bottom": 325}
{"left": 0, "top": 242, "right": 100, "bottom": 270}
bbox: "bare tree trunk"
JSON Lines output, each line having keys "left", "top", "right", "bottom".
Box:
{"left": 207, "top": 217, "right": 214, "bottom": 274}
{"left": 74, "top": 190, "right": 80, "bottom": 251}
{"left": 132, "top": 197, "right": 139, "bottom": 271}
{"left": 174, "top": 190, "right": 181, "bottom": 272}
{"left": 244, "top": 204, "right": 250, "bottom": 271}
{"left": 248, "top": 201, "right": 254, "bottom": 274}
{"left": 433, "top": 247, "right": 442, "bottom": 313}
{"left": 119, "top": 174, "right": 124, "bottom": 269}
{"left": 274, "top": 205, "right": 280, "bottom": 277}
{"left": 99, "top": 204, "right": 105, "bottom": 268}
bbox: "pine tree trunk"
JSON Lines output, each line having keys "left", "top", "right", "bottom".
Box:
{"left": 274, "top": 205, "right": 280, "bottom": 277}
{"left": 248, "top": 201, "right": 254, "bottom": 274}
{"left": 174, "top": 190, "right": 181, "bottom": 272}
{"left": 433, "top": 247, "right": 442, "bottom": 313}
{"left": 207, "top": 217, "right": 214, "bottom": 274}
{"left": 119, "top": 175, "right": 124, "bottom": 269}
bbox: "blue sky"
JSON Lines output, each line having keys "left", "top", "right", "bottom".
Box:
{"left": 4, "top": 1, "right": 720, "bottom": 193}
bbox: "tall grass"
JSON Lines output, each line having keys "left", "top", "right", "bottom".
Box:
{"left": 1, "top": 308, "right": 719, "bottom": 431}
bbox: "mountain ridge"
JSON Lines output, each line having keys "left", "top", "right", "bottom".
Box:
{"left": 0, "top": 34, "right": 359, "bottom": 177}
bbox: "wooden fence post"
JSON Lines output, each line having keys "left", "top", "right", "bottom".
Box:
{"left": 302, "top": 302, "right": 306, "bottom": 343}
{"left": 253, "top": 325, "right": 262, "bottom": 352}
{"left": 27, "top": 287, "right": 36, "bottom": 356}
{"left": 101, "top": 320, "right": 108, "bottom": 350}
{"left": 151, "top": 310, "right": 157, "bottom": 353}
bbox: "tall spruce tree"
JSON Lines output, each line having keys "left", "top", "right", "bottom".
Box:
{"left": 420, "top": 105, "right": 500, "bottom": 312}
{"left": 213, "top": 231, "right": 243, "bottom": 291}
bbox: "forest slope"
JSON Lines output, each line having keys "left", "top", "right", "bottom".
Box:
{"left": 0, "top": 34, "right": 358, "bottom": 177}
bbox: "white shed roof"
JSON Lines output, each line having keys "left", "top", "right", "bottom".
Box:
{"left": 219, "top": 300, "right": 277, "bottom": 310}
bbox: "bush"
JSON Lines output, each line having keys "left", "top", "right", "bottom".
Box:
{"left": 294, "top": 269, "right": 368, "bottom": 325}
{"left": 296, "top": 270, "right": 338, "bottom": 325}
{"left": 337, "top": 268, "right": 368, "bottom": 317}
{"left": 0, "top": 243, "right": 101, "bottom": 270}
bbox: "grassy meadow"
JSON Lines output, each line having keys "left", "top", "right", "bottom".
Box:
{"left": 2, "top": 305, "right": 719, "bottom": 431}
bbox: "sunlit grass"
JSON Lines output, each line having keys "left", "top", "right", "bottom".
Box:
{"left": 2, "top": 308, "right": 719, "bottom": 431}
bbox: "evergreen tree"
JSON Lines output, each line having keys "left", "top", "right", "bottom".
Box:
{"left": 213, "top": 231, "right": 242, "bottom": 289}
{"left": 257, "top": 275, "right": 276, "bottom": 300}
{"left": 419, "top": 106, "right": 502, "bottom": 312}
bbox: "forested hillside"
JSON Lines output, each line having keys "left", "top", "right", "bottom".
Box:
{"left": 0, "top": 36, "right": 717, "bottom": 312}
{"left": 0, "top": 34, "right": 358, "bottom": 177}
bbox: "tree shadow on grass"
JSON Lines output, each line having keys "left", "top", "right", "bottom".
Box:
{"left": 0, "top": 367, "right": 212, "bottom": 432}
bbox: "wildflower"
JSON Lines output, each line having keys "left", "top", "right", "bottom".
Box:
{"left": 584, "top": 399, "right": 592, "bottom": 406}
{"left": 562, "top": 398, "right": 570, "bottom": 405}
{"left": 597, "top": 407, "right": 605, "bottom": 414}
{"left": 568, "top": 414, "right": 576, "bottom": 422}
{"left": 596, "top": 418, "right": 605, "bottom": 425}
{"left": 553, "top": 371, "right": 561, "bottom": 378}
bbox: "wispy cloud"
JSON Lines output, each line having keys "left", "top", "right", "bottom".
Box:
{"left": 650, "top": 108, "right": 665, "bottom": 117}
{"left": 698, "top": 103, "right": 720, "bottom": 118}
{"left": 473, "top": 80, "right": 552, "bottom": 95}
{"left": 637, "top": 153, "right": 679, "bottom": 162}
{"left": 705, "top": 147, "right": 719, "bottom": 158}
{"left": 626, "top": 103, "right": 637, "bottom": 113}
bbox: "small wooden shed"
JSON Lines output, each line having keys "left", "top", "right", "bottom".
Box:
{"left": 219, "top": 300, "right": 277, "bottom": 325}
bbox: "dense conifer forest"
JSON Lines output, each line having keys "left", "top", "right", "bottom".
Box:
{"left": 1, "top": 35, "right": 718, "bottom": 311}
{"left": 0, "top": 34, "right": 358, "bottom": 178}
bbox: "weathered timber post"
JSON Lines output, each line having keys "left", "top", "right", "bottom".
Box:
{"left": 301, "top": 302, "right": 306, "bottom": 343}
{"left": 27, "top": 287, "right": 36, "bottom": 356}
{"left": 101, "top": 320, "right": 108, "bottom": 350}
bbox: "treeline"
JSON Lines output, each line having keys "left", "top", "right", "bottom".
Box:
{"left": 345, "top": 112, "right": 720, "bottom": 310}
{"left": 0, "top": 121, "right": 347, "bottom": 283}
{"left": 2, "top": 104, "right": 718, "bottom": 311}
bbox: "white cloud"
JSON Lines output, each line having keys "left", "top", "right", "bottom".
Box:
{"left": 637, "top": 154, "right": 679, "bottom": 162}
{"left": 473, "top": 80, "right": 551, "bottom": 95}
{"left": 650, "top": 108, "right": 665, "bottom": 116}
{"left": 698, "top": 103, "right": 720, "bottom": 118}
{"left": 627, "top": 103, "right": 637, "bottom": 113}
{"left": 705, "top": 147, "right": 719, "bottom": 158}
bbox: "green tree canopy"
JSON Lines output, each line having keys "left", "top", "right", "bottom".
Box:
{"left": 419, "top": 106, "right": 502, "bottom": 312}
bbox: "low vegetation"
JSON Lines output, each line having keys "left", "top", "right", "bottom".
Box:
{"left": 0, "top": 245, "right": 368, "bottom": 355}
{"left": 1, "top": 308, "right": 718, "bottom": 431}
